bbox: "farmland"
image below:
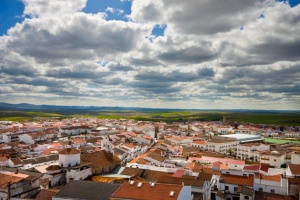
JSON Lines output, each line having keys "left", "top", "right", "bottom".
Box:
{"left": 0, "top": 109, "right": 299, "bottom": 126}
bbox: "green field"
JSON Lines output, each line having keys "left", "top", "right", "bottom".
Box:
{"left": 0, "top": 110, "right": 299, "bottom": 126}
{"left": 264, "top": 138, "right": 300, "bottom": 144}
{"left": 0, "top": 111, "right": 63, "bottom": 122}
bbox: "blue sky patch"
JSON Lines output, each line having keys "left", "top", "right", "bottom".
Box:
{"left": 277, "top": 0, "right": 300, "bottom": 7}
{"left": 83, "top": 0, "right": 132, "bottom": 21}
{"left": 0, "top": 0, "right": 25, "bottom": 36}
{"left": 151, "top": 24, "right": 167, "bottom": 37}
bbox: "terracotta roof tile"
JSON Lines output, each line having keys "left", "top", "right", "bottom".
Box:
{"left": 197, "top": 172, "right": 213, "bottom": 181}
{"left": 36, "top": 189, "right": 59, "bottom": 200}
{"left": 0, "top": 173, "right": 28, "bottom": 189}
{"left": 237, "top": 185, "right": 254, "bottom": 196}
{"left": 59, "top": 148, "right": 80, "bottom": 155}
{"left": 10, "top": 157, "right": 23, "bottom": 165}
{"left": 220, "top": 174, "right": 254, "bottom": 187}
{"left": 157, "top": 176, "right": 205, "bottom": 187}
{"left": 111, "top": 181, "right": 183, "bottom": 200}
{"left": 289, "top": 164, "right": 300, "bottom": 175}
{"left": 80, "top": 150, "right": 120, "bottom": 172}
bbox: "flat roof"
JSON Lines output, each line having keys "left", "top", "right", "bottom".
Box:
{"left": 219, "top": 134, "right": 261, "bottom": 141}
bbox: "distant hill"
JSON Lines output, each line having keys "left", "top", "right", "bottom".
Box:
{"left": 0, "top": 102, "right": 298, "bottom": 113}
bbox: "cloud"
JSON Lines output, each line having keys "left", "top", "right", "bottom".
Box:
{"left": 135, "top": 67, "right": 215, "bottom": 82}
{"left": 130, "top": 0, "right": 263, "bottom": 35}
{"left": 22, "top": 0, "right": 87, "bottom": 18}
{"left": 0, "top": 0, "right": 299, "bottom": 109}
{"left": 6, "top": 13, "right": 149, "bottom": 65}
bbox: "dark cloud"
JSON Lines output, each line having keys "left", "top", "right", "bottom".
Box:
{"left": 128, "top": 81, "right": 182, "bottom": 94}
{"left": 248, "top": 39, "right": 300, "bottom": 63}
{"left": 46, "top": 66, "right": 110, "bottom": 79}
{"left": 158, "top": 46, "right": 216, "bottom": 64}
{"left": 135, "top": 68, "right": 215, "bottom": 82}
{"left": 108, "top": 64, "right": 134, "bottom": 71}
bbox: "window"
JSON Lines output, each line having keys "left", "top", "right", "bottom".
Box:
{"left": 244, "top": 196, "right": 249, "bottom": 199}
{"left": 274, "top": 159, "right": 276, "bottom": 162}
{"left": 259, "top": 188, "right": 263, "bottom": 192}
{"left": 225, "top": 186, "right": 229, "bottom": 190}
{"left": 271, "top": 189, "right": 275, "bottom": 193}
{"left": 243, "top": 174, "right": 247, "bottom": 176}
{"left": 234, "top": 187, "right": 238, "bottom": 191}
{"left": 226, "top": 172, "right": 230, "bottom": 174}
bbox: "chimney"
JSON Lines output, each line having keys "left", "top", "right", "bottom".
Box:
{"left": 182, "top": 180, "right": 184, "bottom": 186}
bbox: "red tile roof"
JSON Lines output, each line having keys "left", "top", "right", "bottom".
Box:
{"left": 172, "top": 169, "right": 186, "bottom": 178}
{"left": 243, "top": 165, "right": 261, "bottom": 171}
{"left": 111, "top": 181, "right": 184, "bottom": 200}
{"left": 220, "top": 174, "right": 254, "bottom": 187}
{"left": 289, "top": 164, "right": 300, "bottom": 175}
{"left": 59, "top": 148, "right": 80, "bottom": 155}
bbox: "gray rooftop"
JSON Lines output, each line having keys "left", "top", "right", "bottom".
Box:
{"left": 53, "top": 180, "right": 121, "bottom": 200}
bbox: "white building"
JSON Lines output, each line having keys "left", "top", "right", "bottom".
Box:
{"left": 291, "top": 152, "right": 300, "bottom": 164}
{"left": 19, "top": 132, "right": 47, "bottom": 144}
{"left": 237, "top": 143, "right": 270, "bottom": 162}
{"left": 260, "top": 151, "right": 286, "bottom": 168}
{"left": 58, "top": 148, "right": 92, "bottom": 183}
{"left": 217, "top": 174, "right": 255, "bottom": 200}
{"left": 254, "top": 173, "right": 288, "bottom": 195}
{"left": 206, "top": 140, "right": 239, "bottom": 155}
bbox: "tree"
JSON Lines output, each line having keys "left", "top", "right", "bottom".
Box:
{"left": 227, "top": 148, "right": 234, "bottom": 156}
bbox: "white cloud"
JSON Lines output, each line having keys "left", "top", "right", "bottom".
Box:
{"left": 22, "top": 0, "right": 87, "bottom": 18}
{"left": 105, "top": 7, "right": 124, "bottom": 15}
{"left": 0, "top": 0, "right": 299, "bottom": 109}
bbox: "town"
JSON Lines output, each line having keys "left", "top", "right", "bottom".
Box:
{"left": 0, "top": 117, "right": 300, "bottom": 200}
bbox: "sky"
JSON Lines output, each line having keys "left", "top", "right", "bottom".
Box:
{"left": 0, "top": 0, "right": 300, "bottom": 110}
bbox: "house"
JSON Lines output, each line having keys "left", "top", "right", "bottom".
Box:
{"left": 21, "top": 154, "right": 59, "bottom": 169}
{"left": 110, "top": 181, "right": 193, "bottom": 200}
{"left": 44, "top": 165, "right": 65, "bottom": 188}
{"left": 164, "top": 136, "right": 193, "bottom": 146}
{"left": 291, "top": 152, "right": 300, "bottom": 164}
{"left": 157, "top": 175, "right": 211, "bottom": 200}
{"left": 286, "top": 164, "right": 300, "bottom": 178}
{"left": 135, "top": 135, "right": 154, "bottom": 146}
{"left": 191, "top": 140, "right": 206, "bottom": 149}
{"left": 19, "top": 132, "right": 47, "bottom": 144}
{"left": 205, "top": 139, "right": 239, "bottom": 155}
{"left": 81, "top": 150, "right": 120, "bottom": 174}
{"left": 216, "top": 173, "right": 254, "bottom": 200}
{"left": 58, "top": 148, "right": 92, "bottom": 183}
{"left": 36, "top": 189, "right": 59, "bottom": 200}
{"left": 8, "top": 157, "right": 23, "bottom": 168}
{"left": 260, "top": 151, "right": 286, "bottom": 168}
{"left": 71, "top": 138, "right": 87, "bottom": 148}
{"left": 143, "top": 148, "right": 175, "bottom": 168}
{"left": 237, "top": 143, "right": 270, "bottom": 162}
{"left": 0, "top": 132, "right": 21, "bottom": 143}
{"left": 254, "top": 173, "right": 288, "bottom": 196}
{"left": 113, "top": 147, "right": 128, "bottom": 165}
{"left": 0, "top": 170, "right": 41, "bottom": 199}
{"left": 52, "top": 180, "right": 121, "bottom": 200}
{"left": 188, "top": 156, "right": 245, "bottom": 170}
{"left": 121, "top": 143, "right": 142, "bottom": 162}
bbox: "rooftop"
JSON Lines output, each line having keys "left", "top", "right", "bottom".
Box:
{"left": 54, "top": 180, "right": 121, "bottom": 200}
{"left": 111, "top": 181, "right": 184, "bottom": 200}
